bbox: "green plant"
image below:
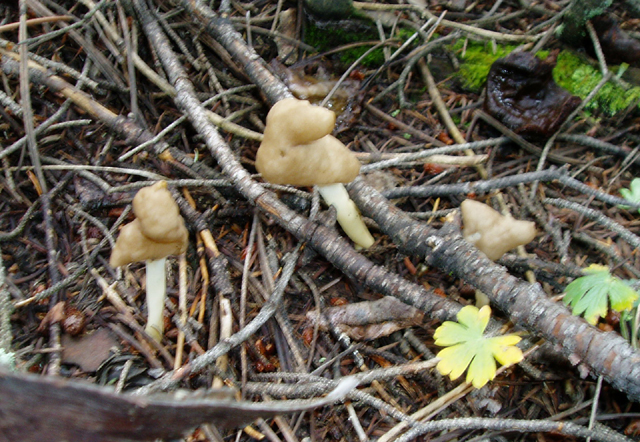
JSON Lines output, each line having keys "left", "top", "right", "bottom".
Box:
{"left": 615, "top": 182, "right": 640, "bottom": 346}
{"left": 434, "top": 305, "right": 523, "bottom": 388}
{"left": 619, "top": 178, "right": 640, "bottom": 214}
{"left": 563, "top": 264, "right": 639, "bottom": 325}
{"left": 620, "top": 297, "right": 640, "bottom": 349}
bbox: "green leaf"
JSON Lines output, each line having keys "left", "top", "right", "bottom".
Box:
{"left": 563, "top": 264, "right": 639, "bottom": 324}
{"left": 434, "top": 305, "right": 523, "bottom": 388}
{"left": 620, "top": 178, "right": 640, "bottom": 214}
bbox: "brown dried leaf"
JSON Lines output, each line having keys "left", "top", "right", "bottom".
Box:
{"left": 61, "top": 328, "right": 119, "bottom": 372}
{"left": 36, "top": 301, "right": 66, "bottom": 334}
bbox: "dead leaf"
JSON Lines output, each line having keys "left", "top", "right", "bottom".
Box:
{"left": 62, "top": 328, "right": 119, "bottom": 372}
{"left": 36, "top": 301, "right": 66, "bottom": 334}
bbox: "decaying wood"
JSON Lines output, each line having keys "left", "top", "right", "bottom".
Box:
{"left": 0, "top": 368, "right": 356, "bottom": 442}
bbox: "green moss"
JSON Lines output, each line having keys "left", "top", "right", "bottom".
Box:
{"left": 554, "top": 51, "right": 640, "bottom": 116}
{"left": 304, "top": 22, "right": 418, "bottom": 67}
{"left": 395, "top": 27, "right": 417, "bottom": 42}
{"left": 452, "top": 40, "right": 520, "bottom": 93}
{"left": 453, "top": 40, "right": 640, "bottom": 116}
{"left": 303, "top": 0, "right": 355, "bottom": 20}
{"left": 304, "top": 21, "right": 385, "bottom": 66}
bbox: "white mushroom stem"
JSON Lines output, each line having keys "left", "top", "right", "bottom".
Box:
{"left": 212, "top": 297, "right": 232, "bottom": 388}
{"left": 145, "top": 258, "right": 166, "bottom": 342}
{"left": 317, "top": 183, "right": 374, "bottom": 249}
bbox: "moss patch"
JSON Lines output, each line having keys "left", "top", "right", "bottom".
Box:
{"left": 304, "top": 22, "right": 418, "bottom": 67}
{"left": 553, "top": 51, "right": 640, "bottom": 116}
{"left": 452, "top": 40, "right": 521, "bottom": 93}
{"left": 453, "top": 40, "right": 640, "bottom": 116}
{"left": 304, "top": 21, "right": 386, "bottom": 66}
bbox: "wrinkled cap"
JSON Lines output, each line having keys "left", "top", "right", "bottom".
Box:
{"left": 110, "top": 181, "right": 188, "bottom": 267}
{"left": 461, "top": 199, "right": 536, "bottom": 261}
{"left": 483, "top": 51, "right": 581, "bottom": 139}
{"left": 255, "top": 98, "right": 360, "bottom": 186}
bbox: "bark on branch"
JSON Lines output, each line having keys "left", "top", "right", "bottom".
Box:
{"left": 348, "top": 178, "right": 640, "bottom": 401}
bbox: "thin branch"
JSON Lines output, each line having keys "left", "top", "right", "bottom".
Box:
{"left": 544, "top": 198, "right": 640, "bottom": 250}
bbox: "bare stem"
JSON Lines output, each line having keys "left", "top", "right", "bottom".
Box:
{"left": 317, "top": 183, "right": 374, "bottom": 249}
{"left": 145, "top": 258, "right": 167, "bottom": 342}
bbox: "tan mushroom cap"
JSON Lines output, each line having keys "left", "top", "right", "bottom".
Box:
{"left": 109, "top": 181, "right": 188, "bottom": 267}
{"left": 255, "top": 98, "right": 360, "bottom": 186}
{"left": 461, "top": 199, "right": 536, "bottom": 261}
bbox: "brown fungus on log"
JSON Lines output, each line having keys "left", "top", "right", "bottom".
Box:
{"left": 483, "top": 51, "right": 582, "bottom": 139}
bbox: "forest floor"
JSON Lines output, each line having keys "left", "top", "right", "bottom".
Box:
{"left": 1, "top": 0, "right": 640, "bottom": 441}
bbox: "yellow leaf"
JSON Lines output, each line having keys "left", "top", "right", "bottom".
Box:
{"left": 434, "top": 305, "right": 523, "bottom": 388}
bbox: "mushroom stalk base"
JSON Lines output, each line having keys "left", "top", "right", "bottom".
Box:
{"left": 317, "top": 183, "right": 374, "bottom": 249}
{"left": 475, "top": 289, "right": 491, "bottom": 308}
{"left": 145, "top": 258, "right": 166, "bottom": 342}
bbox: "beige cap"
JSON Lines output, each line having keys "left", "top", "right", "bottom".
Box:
{"left": 255, "top": 98, "right": 360, "bottom": 186}
{"left": 461, "top": 199, "right": 536, "bottom": 261}
{"left": 110, "top": 181, "right": 188, "bottom": 267}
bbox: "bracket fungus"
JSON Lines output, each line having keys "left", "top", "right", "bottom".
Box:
{"left": 110, "top": 181, "right": 188, "bottom": 342}
{"left": 255, "top": 98, "right": 374, "bottom": 248}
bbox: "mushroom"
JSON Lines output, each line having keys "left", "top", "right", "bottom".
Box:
{"left": 255, "top": 98, "right": 374, "bottom": 248}
{"left": 461, "top": 199, "right": 536, "bottom": 261}
{"left": 110, "top": 181, "right": 188, "bottom": 341}
{"left": 461, "top": 199, "right": 536, "bottom": 306}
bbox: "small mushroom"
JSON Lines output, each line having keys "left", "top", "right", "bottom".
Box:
{"left": 461, "top": 199, "right": 536, "bottom": 261}
{"left": 110, "top": 181, "right": 188, "bottom": 342}
{"left": 255, "top": 98, "right": 374, "bottom": 248}
{"left": 461, "top": 199, "right": 537, "bottom": 306}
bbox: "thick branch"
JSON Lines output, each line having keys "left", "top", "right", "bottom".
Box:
{"left": 349, "top": 177, "right": 640, "bottom": 401}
